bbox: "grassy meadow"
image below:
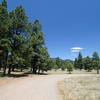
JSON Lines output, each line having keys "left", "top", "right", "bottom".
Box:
{"left": 47, "top": 69, "right": 97, "bottom": 75}
{"left": 58, "top": 75, "right": 100, "bottom": 100}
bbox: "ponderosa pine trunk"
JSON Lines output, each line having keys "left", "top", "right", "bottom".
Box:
{"left": 32, "top": 67, "right": 37, "bottom": 74}
{"left": 12, "top": 67, "right": 15, "bottom": 72}
{"left": 97, "top": 69, "right": 99, "bottom": 74}
{"left": 38, "top": 68, "right": 40, "bottom": 74}
{"left": 8, "top": 67, "right": 11, "bottom": 75}
{"left": 21, "top": 68, "right": 23, "bottom": 72}
{"left": 3, "top": 52, "right": 8, "bottom": 75}
{"left": 3, "top": 66, "right": 6, "bottom": 75}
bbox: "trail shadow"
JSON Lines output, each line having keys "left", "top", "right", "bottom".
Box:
{"left": 0, "top": 72, "right": 28, "bottom": 78}
{"left": 24, "top": 72, "right": 48, "bottom": 75}
{"left": 7, "top": 73, "right": 28, "bottom": 78}
{"left": 0, "top": 71, "right": 49, "bottom": 78}
{"left": 38, "top": 73, "right": 48, "bottom": 75}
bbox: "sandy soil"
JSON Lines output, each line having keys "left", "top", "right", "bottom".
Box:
{"left": 0, "top": 74, "right": 67, "bottom": 100}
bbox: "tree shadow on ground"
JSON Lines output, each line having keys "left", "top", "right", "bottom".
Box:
{"left": 0, "top": 73, "right": 28, "bottom": 78}
{"left": 0, "top": 71, "right": 48, "bottom": 78}
{"left": 0, "top": 72, "right": 28, "bottom": 78}
{"left": 7, "top": 74, "right": 28, "bottom": 78}
{"left": 24, "top": 72, "right": 48, "bottom": 75}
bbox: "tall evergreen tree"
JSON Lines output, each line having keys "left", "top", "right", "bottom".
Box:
{"left": 83, "top": 56, "right": 92, "bottom": 72}
{"left": 30, "top": 20, "right": 47, "bottom": 74}
{"left": 92, "top": 52, "right": 100, "bottom": 74}
{"left": 7, "top": 5, "right": 28, "bottom": 74}
{"left": 74, "top": 58, "right": 78, "bottom": 69}
{"left": 56, "top": 57, "right": 62, "bottom": 69}
{"left": 67, "top": 62, "right": 74, "bottom": 74}
{"left": 1, "top": 0, "right": 7, "bottom": 8}
{"left": 0, "top": 0, "right": 11, "bottom": 75}
{"left": 77, "top": 52, "right": 83, "bottom": 70}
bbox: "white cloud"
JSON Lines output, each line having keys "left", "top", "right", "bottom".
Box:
{"left": 71, "top": 47, "right": 84, "bottom": 53}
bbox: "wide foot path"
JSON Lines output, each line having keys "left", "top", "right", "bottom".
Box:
{"left": 0, "top": 74, "right": 93, "bottom": 100}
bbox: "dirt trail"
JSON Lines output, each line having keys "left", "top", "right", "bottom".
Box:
{"left": 0, "top": 74, "right": 93, "bottom": 100}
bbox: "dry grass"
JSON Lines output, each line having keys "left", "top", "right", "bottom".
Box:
{"left": 58, "top": 75, "right": 100, "bottom": 100}
{"left": 47, "top": 69, "right": 97, "bottom": 75}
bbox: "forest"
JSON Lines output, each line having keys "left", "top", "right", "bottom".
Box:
{"left": 0, "top": 0, "right": 100, "bottom": 76}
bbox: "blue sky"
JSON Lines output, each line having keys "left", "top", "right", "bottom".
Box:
{"left": 2, "top": 0, "right": 100, "bottom": 59}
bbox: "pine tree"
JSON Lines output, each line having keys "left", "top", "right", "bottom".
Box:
{"left": 67, "top": 62, "right": 74, "bottom": 74}
{"left": 30, "top": 20, "right": 47, "bottom": 74}
{"left": 92, "top": 52, "right": 100, "bottom": 74}
{"left": 83, "top": 56, "right": 92, "bottom": 72}
{"left": 0, "top": 0, "right": 11, "bottom": 75}
{"left": 56, "top": 57, "right": 62, "bottom": 69}
{"left": 74, "top": 58, "right": 78, "bottom": 69}
{"left": 77, "top": 52, "right": 83, "bottom": 70}
{"left": 1, "top": 0, "right": 7, "bottom": 8}
{"left": 7, "top": 5, "right": 28, "bottom": 74}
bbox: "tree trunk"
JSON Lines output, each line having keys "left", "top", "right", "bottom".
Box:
{"left": 3, "top": 62, "right": 7, "bottom": 75}
{"left": 88, "top": 70, "right": 91, "bottom": 72}
{"left": 32, "top": 68, "right": 37, "bottom": 74}
{"left": 12, "top": 67, "right": 15, "bottom": 72}
{"left": 38, "top": 69, "right": 40, "bottom": 74}
{"left": 8, "top": 67, "right": 11, "bottom": 75}
{"left": 3, "top": 52, "right": 8, "bottom": 75}
{"left": 42, "top": 70, "right": 44, "bottom": 73}
{"left": 3, "top": 64, "right": 7, "bottom": 75}
{"left": 30, "top": 68, "right": 32, "bottom": 72}
{"left": 21, "top": 68, "right": 23, "bottom": 72}
{"left": 69, "top": 71, "right": 71, "bottom": 74}
{"left": 0, "top": 62, "right": 1, "bottom": 70}
{"left": 97, "top": 69, "right": 99, "bottom": 74}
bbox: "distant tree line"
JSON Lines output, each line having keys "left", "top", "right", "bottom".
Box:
{"left": 74, "top": 52, "right": 100, "bottom": 74}
{"left": 50, "top": 57, "right": 74, "bottom": 73}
